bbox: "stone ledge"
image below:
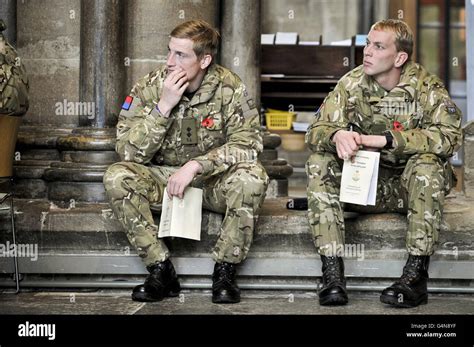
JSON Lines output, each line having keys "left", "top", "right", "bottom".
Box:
{"left": 6, "top": 194, "right": 474, "bottom": 234}
{"left": 1, "top": 194, "right": 473, "bottom": 257}
{"left": 1, "top": 252, "right": 472, "bottom": 279}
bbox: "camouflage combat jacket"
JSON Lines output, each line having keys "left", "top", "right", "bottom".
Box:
{"left": 305, "top": 61, "right": 463, "bottom": 167}
{"left": 116, "top": 63, "right": 263, "bottom": 178}
{"left": 0, "top": 20, "right": 29, "bottom": 116}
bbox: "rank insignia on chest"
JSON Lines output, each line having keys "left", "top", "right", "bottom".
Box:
{"left": 182, "top": 118, "right": 198, "bottom": 145}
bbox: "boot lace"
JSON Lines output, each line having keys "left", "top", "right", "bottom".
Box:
{"left": 323, "top": 257, "right": 343, "bottom": 284}
{"left": 399, "top": 257, "right": 424, "bottom": 285}
{"left": 214, "top": 263, "right": 235, "bottom": 285}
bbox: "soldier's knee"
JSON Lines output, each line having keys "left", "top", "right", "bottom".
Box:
{"left": 306, "top": 152, "right": 338, "bottom": 178}
{"left": 103, "top": 162, "right": 134, "bottom": 191}
{"left": 409, "top": 153, "right": 444, "bottom": 168}
{"left": 403, "top": 154, "right": 445, "bottom": 181}
{"left": 227, "top": 163, "right": 269, "bottom": 196}
{"left": 402, "top": 154, "right": 446, "bottom": 192}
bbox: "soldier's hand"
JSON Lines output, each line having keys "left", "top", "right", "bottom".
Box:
{"left": 158, "top": 69, "right": 190, "bottom": 117}
{"left": 360, "top": 134, "right": 387, "bottom": 149}
{"left": 332, "top": 130, "right": 362, "bottom": 160}
{"left": 167, "top": 161, "right": 203, "bottom": 199}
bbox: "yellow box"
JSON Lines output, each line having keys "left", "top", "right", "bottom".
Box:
{"left": 265, "top": 109, "right": 296, "bottom": 130}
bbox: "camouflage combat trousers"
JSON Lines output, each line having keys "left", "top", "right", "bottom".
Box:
{"left": 306, "top": 152, "right": 454, "bottom": 256}
{"left": 103, "top": 161, "right": 269, "bottom": 267}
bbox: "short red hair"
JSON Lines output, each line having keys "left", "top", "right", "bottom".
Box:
{"left": 170, "top": 20, "right": 220, "bottom": 59}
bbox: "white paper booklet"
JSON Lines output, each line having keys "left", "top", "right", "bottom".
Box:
{"left": 339, "top": 150, "right": 380, "bottom": 206}
{"left": 158, "top": 187, "right": 203, "bottom": 241}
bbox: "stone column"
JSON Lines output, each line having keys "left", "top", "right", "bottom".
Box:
{"left": 0, "top": 0, "right": 16, "bottom": 45}
{"left": 13, "top": 1, "right": 81, "bottom": 200}
{"left": 221, "top": 0, "right": 292, "bottom": 197}
{"left": 80, "top": 0, "right": 125, "bottom": 128}
{"left": 43, "top": 0, "right": 126, "bottom": 203}
{"left": 220, "top": 0, "right": 261, "bottom": 108}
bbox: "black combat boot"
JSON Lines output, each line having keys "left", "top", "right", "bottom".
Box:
{"left": 212, "top": 262, "right": 240, "bottom": 304}
{"left": 132, "top": 258, "right": 181, "bottom": 302}
{"left": 318, "top": 255, "right": 348, "bottom": 306}
{"left": 380, "top": 255, "right": 430, "bottom": 308}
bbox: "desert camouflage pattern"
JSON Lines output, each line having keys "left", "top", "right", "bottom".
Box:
{"left": 0, "top": 20, "right": 29, "bottom": 116}
{"left": 104, "top": 63, "right": 268, "bottom": 266}
{"left": 305, "top": 62, "right": 462, "bottom": 256}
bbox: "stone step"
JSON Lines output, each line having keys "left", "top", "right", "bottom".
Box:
{"left": 1, "top": 251, "right": 473, "bottom": 281}
{"left": 1, "top": 195, "right": 473, "bottom": 262}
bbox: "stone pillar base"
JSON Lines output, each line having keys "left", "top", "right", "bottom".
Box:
{"left": 260, "top": 132, "right": 293, "bottom": 197}
{"left": 15, "top": 127, "right": 294, "bottom": 202}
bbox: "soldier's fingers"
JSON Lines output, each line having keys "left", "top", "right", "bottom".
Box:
{"left": 348, "top": 139, "right": 359, "bottom": 152}
{"left": 165, "top": 72, "right": 180, "bottom": 86}
{"left": 174, "top": 75, "right": 188, "bottom": 89}
{"left": 167, "top": 177, "right": 178, "bottom": 197}
{"left": 178, "top": 82, "right": 189, "bottom": 94}
{"left": 345, "top": 147, "right": 357, "bottom": 159}
{"left": 170, "top": 71, "right": 186, "bottom": 84}
{"left": 349, "top": 135, "right": 361, "bottom": 150}
{"left": 341, "top": 142, "right": 351, "bottom": 156}
{"left": 170, "top": 178, "right": 183, "bottom": 199}
{"left": 336, "top": 144, "right": 344, "bottom": 160}
{"left": 353, "top": 132, "right": 362, "bottom": 145}
{"left": 165, "top": 69, "right": 179, "bottom": 82}
{"left": 177, "top": 184, "right": 185, "bottom": 199}
{"left": 340, "top": 144, "right": 350, "bottom": 160}
{"left": 166, "top": 184, "right": 173, "bottom": 199}
{"left": 337, "top": 143, "right": 345, "bottom": 158}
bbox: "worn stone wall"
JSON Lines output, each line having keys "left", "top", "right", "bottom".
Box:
{"left": 14, "top": 0, "right": 219, "bottom": 126}
{"left": 261, "top": 0, "right": 359, "bottom": 44}
{"left": 123, "top": 0, "right": 219, "bottom": 91}
{"left": 14, "top": 0, "right": 361, "bottom": 125}
{"left": 16, "top": 0, "right": 81, "bottom": 126}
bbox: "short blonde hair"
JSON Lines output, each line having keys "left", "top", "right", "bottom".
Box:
{"left": 170, "top": 20, "right": 220, "bottom": 59}
{"left": 371, "top": 19, "right": 413, "bottom": 60}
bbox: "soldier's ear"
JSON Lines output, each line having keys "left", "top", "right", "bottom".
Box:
{"left": 200, "top": 54, "right": 212, "bottom": 70}
{"left": 394, "top": 51, "right": 408, "bottom": 68}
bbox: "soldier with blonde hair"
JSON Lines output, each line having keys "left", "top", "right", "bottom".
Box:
{"left": 306, "top": 19, "right": 462, "bottom": 307}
